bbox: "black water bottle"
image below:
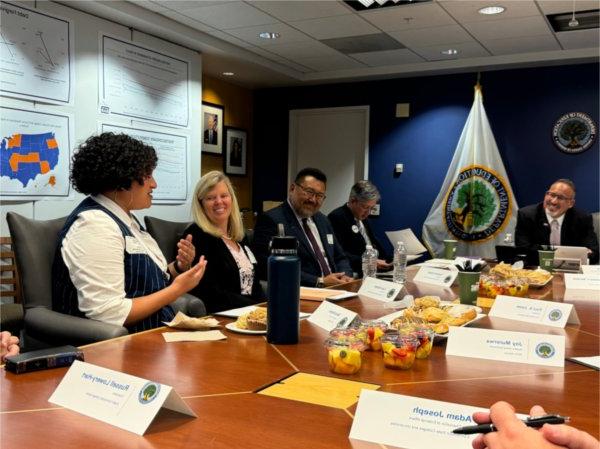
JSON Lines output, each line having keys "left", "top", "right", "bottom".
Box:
{"left": 267, "top": 231, "right": 300, "bottom": 344}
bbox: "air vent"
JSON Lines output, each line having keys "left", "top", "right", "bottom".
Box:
{"left": 344, "top": 0, "right": 432, "bottom": 12}
{"left": 547, "top": 9, "right": 599, "bottom": 32}
{"left": 321, "top": 33, "right": 405, "bottom": 54}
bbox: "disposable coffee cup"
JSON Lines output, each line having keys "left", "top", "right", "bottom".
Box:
{"left": 538, "top": 250, "right": 555, "bottom": 272}
{"left": 458, "top": 271, "right": 481, "bottom": 305}
{"left": 443, "top": 239, "right": 458, "bottom": 260}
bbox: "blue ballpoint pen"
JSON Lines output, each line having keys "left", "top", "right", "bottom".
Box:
{"left": 452, "top": 414, "right": 570, "bottom": 435}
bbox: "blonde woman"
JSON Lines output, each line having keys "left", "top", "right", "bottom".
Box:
{"left": 182, "top": 171, "right": 263, "bottom": 313}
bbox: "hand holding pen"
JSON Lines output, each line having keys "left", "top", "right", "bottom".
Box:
{"left": 467, "top": 402, "right": 599, "bottom": 449}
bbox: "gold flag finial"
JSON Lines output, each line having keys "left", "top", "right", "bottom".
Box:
{"left": 475, "top": 72, "right": 482, "bottom": 92}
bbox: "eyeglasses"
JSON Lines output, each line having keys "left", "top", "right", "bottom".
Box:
{"left": 294, "top": 183, "right": 326, "bottom": 201}
{"left": 545, "top": 191, "right": 573, "bottom": 202}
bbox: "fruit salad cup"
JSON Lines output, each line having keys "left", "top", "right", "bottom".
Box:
{"left": 380, "top": 334, "right": 418, "bottom": 370}
{"left": 398, "top": 325, "right": 435, "bottom": 359}
{"left": 329, "top": 327, "right": 367, "bottom": 351}
{"left": 324, "top": 338, "right": 365, "bottom": 375}
{"left": 354, "top": 320, "right": 388, "bottom": 351}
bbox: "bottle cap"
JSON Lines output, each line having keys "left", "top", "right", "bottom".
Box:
{"left": 270, "top": 235, "right": 298, "bottom": 253}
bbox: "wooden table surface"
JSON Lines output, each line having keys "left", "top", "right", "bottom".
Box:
{"left": 2, "top": 267, "right": 598, "bottom": 449}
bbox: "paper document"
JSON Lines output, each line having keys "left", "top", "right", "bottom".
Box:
{"left": 385, "top": 229, "right": 427, "bottom": 255}
{"left": 567, "top": 356, "right": 600, "bottom": 370}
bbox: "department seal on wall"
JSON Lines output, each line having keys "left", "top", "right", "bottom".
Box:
{"left": 552, "top": 112, "right": 597, "bottom": 154}
{"left": 443, "top": 165, "right": 511, "bottom": 242}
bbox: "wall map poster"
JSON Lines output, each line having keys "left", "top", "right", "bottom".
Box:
{"left": 1, "top": 107, "right": 72, "bottom": 199}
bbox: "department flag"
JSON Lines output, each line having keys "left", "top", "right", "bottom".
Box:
{"left": 422, "top": 84, "right": 518, "bottom": 259}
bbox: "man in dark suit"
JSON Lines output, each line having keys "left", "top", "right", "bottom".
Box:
{"left": 203, "top": 114, "right": 218, "bottom": 145}
{"left": 515, "top": 179, "right": 599, "bottom": 264}
{"left": 253, "top": 168, "right": 354, "bottom": 287}
{"left": 328, "top": 180, "right": 391, "bottom": 276}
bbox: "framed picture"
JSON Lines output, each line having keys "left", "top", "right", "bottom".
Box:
{"left": 202, "top": 102, "right": 224, "bottom": 154}
{"left": 224, "top": 127, "right": 247, "bottom": 176}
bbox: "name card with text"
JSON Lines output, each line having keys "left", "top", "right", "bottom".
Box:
{"left": 49, "top": 360, "right": 195, "bottom": 435}
{"left": 358, "top": 277, "right": 402, "bottom": 302}
{"left": 581, "top": 265, "right": 600, "bottom": 275}
{"left": 489, "top": 295, "right": 579, "bottom": 328}
{"left": 446, "top": 327, "right": 565, "bottom": 367}
{"left": 413, "top": 266, "right": 457, "bottom": 287}
{"left": 307, "top": 301, "right": 357, "bottom": 332}
{"left": 350, "top": 390, "right": 516, "bottom": 449}
{"left": 564, "top": 274, "right": 600, "bottom": 290}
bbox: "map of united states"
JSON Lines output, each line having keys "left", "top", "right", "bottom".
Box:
{"left": 1, "top": 133, "right": 59, "bottom": 187}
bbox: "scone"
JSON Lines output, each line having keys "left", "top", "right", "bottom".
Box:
{"left": 421, "top": 307, "right": 446, "bottom": 323}
{"left": 414, "top": 296, "right": 440, "bottom": 309}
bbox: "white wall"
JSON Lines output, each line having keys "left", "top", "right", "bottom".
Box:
{"left": 0, "top": 1, "right": 203, "bottom": 233}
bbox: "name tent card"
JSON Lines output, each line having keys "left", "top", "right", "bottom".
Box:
{"left": 307, "top": 301, "right": 357, "bottom": 332}
{"left": 49, "top": 360, "right": 195, "bottom": 435}
{"left": 564, "top": 274, "right": 600, "bottom": 290}
{"left": 446, "top": 327, "right": 565, "bottom": 367}
{"left": 581, "top": 265, "right": 600, "bottom": 275}
{"left": 358, "top": 277, "right": 402, "bottom": 302}
{"left": 413, "top": 266, "right": 457, "bottom": 287}
{"left": 350, "top": 390, "right": 514, "bottom": 449}
{"left": 489, "top": 295, "right": 580, "bottom": 328}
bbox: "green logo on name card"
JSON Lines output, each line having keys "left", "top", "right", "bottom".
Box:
{"left": 139, "top": 382, "right": 161, "bottom": 404}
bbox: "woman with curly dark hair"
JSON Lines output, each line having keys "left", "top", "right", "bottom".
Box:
{"left": 52, "top": 132, "right": 206, "bottom": 333}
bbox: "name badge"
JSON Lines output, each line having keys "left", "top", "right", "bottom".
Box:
{"left": 245, "top": 246, "right": 257, "bottom": 264}
{"left": 327, "top": 234, "right": 334, "bottom": 245}
{"left": 125, "top": 236, "right": 146, "bottom": 254}
{"left": 352, "top": 225, "right": 359, "bottom": 233}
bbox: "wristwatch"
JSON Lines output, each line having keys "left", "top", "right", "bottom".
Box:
{"left": 173, "top": 261, "right": 186, "bottom": 274}
{"left": 316, "top": 277, "right": 325, "bottom": 288}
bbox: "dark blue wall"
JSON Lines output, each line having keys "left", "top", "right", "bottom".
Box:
{"left": 253, "top": 63, "right": 599, "bottom": 254}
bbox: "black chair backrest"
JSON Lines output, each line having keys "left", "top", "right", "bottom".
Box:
{"left": 144, "top": 216, "right": 192, "bottom": 263}
{"left": 6, "top": 213, "right": 67, "bottom": 310}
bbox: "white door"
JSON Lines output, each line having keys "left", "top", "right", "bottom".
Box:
{"left": 288, "top": 106, "right": 369, "bottom": 215}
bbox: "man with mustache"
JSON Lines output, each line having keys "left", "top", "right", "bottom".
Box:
{"left": 253, "top": 167, "right": 353, "bottom": 287}
{"left": 515, "top": 179, "right": 598, "bottom": 264}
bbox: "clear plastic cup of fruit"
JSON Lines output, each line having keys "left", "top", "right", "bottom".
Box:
{"left": 329, "top": 327, "right": 367, "bottom": 351}
{"left": 398, "top": 325, "right": 435, "bottom": 359}
{"left": 380, "top": 334, "right": 418, "bottom": 370}
{"left": 354, "top": 320, "right": 388, "bottom": 351}
{"left": 324, "top": 338, "right": 365, "bottom": 375}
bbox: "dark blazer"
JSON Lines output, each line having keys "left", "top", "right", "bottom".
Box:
{"left": 328, "top": 204, "right": 390, "bottom": 276}
{"left": 252, "top": 201, "right": 353, "bottom": 286}
{"left": 182, "top": 224, "right": 263, "bottom": 313}
{"left": 203, "top": 129, "right": 218, "bottom": 145}
{"left": 515, "top": 203, "right": 599, "bottom": 264}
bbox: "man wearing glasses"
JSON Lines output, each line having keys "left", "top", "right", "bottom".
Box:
{"left": 515, "top": 179, "right": 598, "bottom": 264}
{"left": 328, "top": 180, "right": 391, "bottom": 277}
{"left": 253, "top": 168, "right": 353, "bottom": 287}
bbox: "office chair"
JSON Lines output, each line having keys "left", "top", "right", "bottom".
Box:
{"left": 7, "top": 212, "right": 128, "bottom": 349}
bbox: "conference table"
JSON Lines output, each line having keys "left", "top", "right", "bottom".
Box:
{"left": 2, "top": 266, "right": 598, "bottom": 449}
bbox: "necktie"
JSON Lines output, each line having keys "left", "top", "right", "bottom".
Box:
{"left": 301, "top": 218, "right": 331, "bottom": 276}
{"left": 549, "top": 219, "right": 560, "bottom": 246}
{"left": 357, "top": 220, "right": 372, "bottom": 246}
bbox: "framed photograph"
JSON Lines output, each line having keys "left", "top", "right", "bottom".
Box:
{"left": 202, "top": 101, "right": 224, "bottom": 154}
{"left": 224, "top": 127, "right": 247, "bottom": 176}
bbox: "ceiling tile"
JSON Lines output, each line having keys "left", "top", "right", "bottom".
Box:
{"left": 411, "top": 41, "right": 490, "bottom": 61}
{"left": 225, "top": 22, "right": 313, "bottom": 47}
{"left": 482, "top": 35, "right": 561, "bottom": 55}
{"left": 129, "top": 1, "right": 169, "bottom": 12}
{"left": 251, "top": 1, "right": 352, "bottom": 22}
{"left": 245, "top": 47, "right": 315, "bottom": 72}
{"left": 158, "top": 9, "right": 218, "bottom": 33}
{"left": 439, "top": 0, "right": 540, "bottom": 23}
{"left": 177, "top": 1, "right": 280, "bottom": 30}
{"left": 556, "top": 28, "right": 600, "bottom": 49}
{"left": 290, "top": 14, "right": 381, "bottom": 39}
{"left": 361, "top": 3, "right": 456, "bottom": 32}
{"left": 265, "top": 40, "right": 341, "bottom": 59}
{"left": 537, "top": 0, "right": 600, "bottom": 15}
{"left": 294, "top": 54, "right": 366, "bottom": 71}
{"left": 349, "top": 48, "right": 424, "bottom": 66}
{"left": 464, "top": 16, "right": 553, "bottom": 41}
{"left": 156, "top": 1, "right": 235, "bottom": 10}
{"left": 204, "top": 30, "right": 255, "bottom": 48}
{"left": 389, "top": 24, "right": 474, "bottom": 47}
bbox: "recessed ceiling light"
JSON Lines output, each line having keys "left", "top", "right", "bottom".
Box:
{"left": 441, "top": 49, "right": 458, "bottom": 55}
{"left": 222, "top": 72, "right": 234, "bottom": 76}
{"left": 259, "top": 32, "right": 280, "bottom": 39}
{"left": 478, "top": 6, "right": 505, "bottom": 15}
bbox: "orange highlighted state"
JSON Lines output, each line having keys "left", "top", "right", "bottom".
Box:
{"left": 46, "top": 137, "right": 58, "bottom": 149}
{"left": 47, "top": 176, "right": 56, "bottom": 186}
{"left": 7, "top": 134, "right": 22, "bottom": 148}
{"left": 9, "top": 152, "right": 51, "bottom": 174}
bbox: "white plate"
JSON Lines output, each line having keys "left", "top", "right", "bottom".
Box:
{"left": 224, "top": 322, "right": 266, "bottom": 335}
